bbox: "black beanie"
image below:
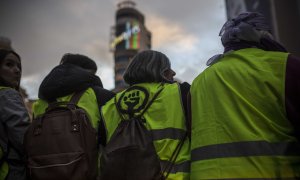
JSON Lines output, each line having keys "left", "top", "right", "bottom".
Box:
{"left": 60, "top": 53, "right": 97, "bottom": 73}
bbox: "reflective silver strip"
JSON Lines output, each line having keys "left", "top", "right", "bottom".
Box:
{"left": 29, "top": 156, "right": 82, "bottom": 169}
{"left": 192, "top": 141, "right": 300, "bottom": 161}
{"left": 150, "top": 128, "right": 186, "bottom": 140}
{"left": 160, "top": 160, "right": 190, "bottom": 173}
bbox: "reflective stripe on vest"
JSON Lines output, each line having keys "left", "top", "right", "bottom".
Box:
{"left": 190, "top": 48, "right": 300, "bottom": 179}
{"left": 151, "top": 128, "right": 186, "bottom": 141}
{"left": 192, "top": 141, "right": 300, "bottom": 162}
{"left": 101, "top": 83, "right": 190, "bottom": 177}
{"left": 160, "top": 159, "right": 190, "bottom": 173}
{"left": 32, "top": 87, "right": 100, "bottom": 129}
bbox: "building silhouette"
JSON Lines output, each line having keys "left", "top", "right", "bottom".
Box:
{"left": 110, "top": 0, "right": 151, "bottom": 92}
{"left": 225, "top": 0, "right": 300, "bottom": 57}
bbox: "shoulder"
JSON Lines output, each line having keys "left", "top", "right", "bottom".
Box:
{"left": 162, "top": 82, "right": 190, "bottom": 98}
{"left": 0, "top": 88, "right": 23, "bottom": 102}
{"left": 91, "top": 86, "right": 115, "bottom": 98}
{"left": 91, "top": 86, "right": 115, "bottom": 106}
{"left": 0, "top": 88, "right": 28, "bottom": 120}
{"left": 162, "top": 82, "right": 190, "bottom": 91}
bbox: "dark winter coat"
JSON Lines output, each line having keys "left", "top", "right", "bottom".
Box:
{"left": 38, "top": 63, "right": 115, "bottom": 107}
{"left": 0, "top": 88, "right": 30, "bottom": 180}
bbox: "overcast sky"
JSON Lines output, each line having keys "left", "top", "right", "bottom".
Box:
{"left": 0, "top": 0, "right": 226, "bottom": 99}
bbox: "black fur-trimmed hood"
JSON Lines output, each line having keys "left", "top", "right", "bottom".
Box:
{"left": 38, "top": 64, "right": 103, "bottom": 101}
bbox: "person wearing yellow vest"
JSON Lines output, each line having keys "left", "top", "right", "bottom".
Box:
{"left": 32, "top": 53, "right": 115, "bottom": 127}
{"left": 100, "top": 50, "right": 191, "bottom": 180}
{"left": 190, "top": 12, "right": 300, "bottom": 179}
{"left": 32, "top": 53, "right": 115, "bottom": 179}
{"left": 0, "top": 49, "right": 30, "bottom": 180}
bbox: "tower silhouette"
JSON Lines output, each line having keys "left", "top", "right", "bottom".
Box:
{"left": 110, "top": 0, "right": 151, "bottom": 92}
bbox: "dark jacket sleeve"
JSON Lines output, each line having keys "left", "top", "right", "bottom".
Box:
{"left": 285, "top": 54, "right": 300, "bottom": 140}
{"left": 0, "top": 89, "right": 30, "bottom": 180}
{"left": 0, "top": 89, "right": 30, "bottom": 157}
{"left": 91, "top": 86, "right": 115, "bottom": 107}
{"left": 179, "top": 82, "right": 190, "bottom": 119}
{"left": 179, "top": 82, "right": 191, "bottom": 138}
{"left": 91, "top": 86, "right": 115, "bottom": 146}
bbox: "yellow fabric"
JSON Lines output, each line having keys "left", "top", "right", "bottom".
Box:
{"left": 101, "top": 82, "right": 190, "bottom": 179}
{"left": 32, "top": 87, "right": 100, "bottom": 129}
{"left": 190, "top": 48, "right": 300, "bottom": 179}
{"left": 0, "top": 161, "right": 8, "bottom": 180}
{"left": 191, "top": 156, "right": 300, "bottom": 179}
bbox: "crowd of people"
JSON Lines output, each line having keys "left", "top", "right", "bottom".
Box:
{"left": 0, "top": 12, "right": 299, "bottom": 179}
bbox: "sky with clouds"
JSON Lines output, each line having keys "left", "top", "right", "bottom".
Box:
{"left": 0, "top": 0, "right": 226, "bottom": 99}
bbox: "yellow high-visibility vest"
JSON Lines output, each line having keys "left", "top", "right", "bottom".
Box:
{"left": 101, "top": 82, "right": 190, "bottom": 180}
{"left": 190, "top": 48, "right": 300, "bottom": 179}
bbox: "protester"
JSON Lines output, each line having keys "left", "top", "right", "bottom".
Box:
{"left": 0, "top": 49, "right": 30, "bottom": 180}
{"left": 100, "top": 50, "right": 190, "bottom": 180}
{"left": 30, "top": 53, "right": 115, "bottom": 179}
{"left": 33, "top": 53, "right": 115, "bottom": 120}
{"left": 190, "top": 12, "right": 300, "bottom": 179}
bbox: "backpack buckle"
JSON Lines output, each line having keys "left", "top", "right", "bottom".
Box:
{"left": 71, "top": 123, "right": 79, "bottom": 132}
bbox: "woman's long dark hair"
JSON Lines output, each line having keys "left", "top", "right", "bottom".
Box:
{"left": 0, "top": 49, "right": 21, "bottom": 90}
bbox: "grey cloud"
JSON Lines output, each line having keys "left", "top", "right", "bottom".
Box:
{"left": 0, "top": 0, "right": 226, "bottom": 98}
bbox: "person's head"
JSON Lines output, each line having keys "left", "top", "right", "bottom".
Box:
{"left": 60, "top": 53, "right": 97, "bottom": 74}
{"left": 219, "top": 12, "right": 286, "bottom": 52}
{"left": 123, "top": 50, "right": 176, "bottom": 85}
{"left": 0, "top": 36, "right": 13, "bottom": 50}
{"left": 0, "top": 49, "right": 21, "bottom": 90}
{"left": 220, "top": 12, "right": 272, "bottom": 45}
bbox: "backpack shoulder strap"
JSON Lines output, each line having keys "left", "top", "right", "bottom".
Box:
{"left": 101, "top": 86, "right": 163, "bottom": 146}
{"left": 162, "top": 132, "right": 187, "bottom": 179}
{"left": 138, "top": 87, "right": 163, "bottom": 118}
{"left": 45, "top": 90, "right": 86, "bottom": 112}
{"left": 114, "top": 96, "right": 126, "bottom": 121}
{"left": 69, "top": 90, "right": 86, "bottom": 104}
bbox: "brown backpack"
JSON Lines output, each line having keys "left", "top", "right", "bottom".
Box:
{"left": 24, "top": 90, "right": 98, "bottom": 180}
